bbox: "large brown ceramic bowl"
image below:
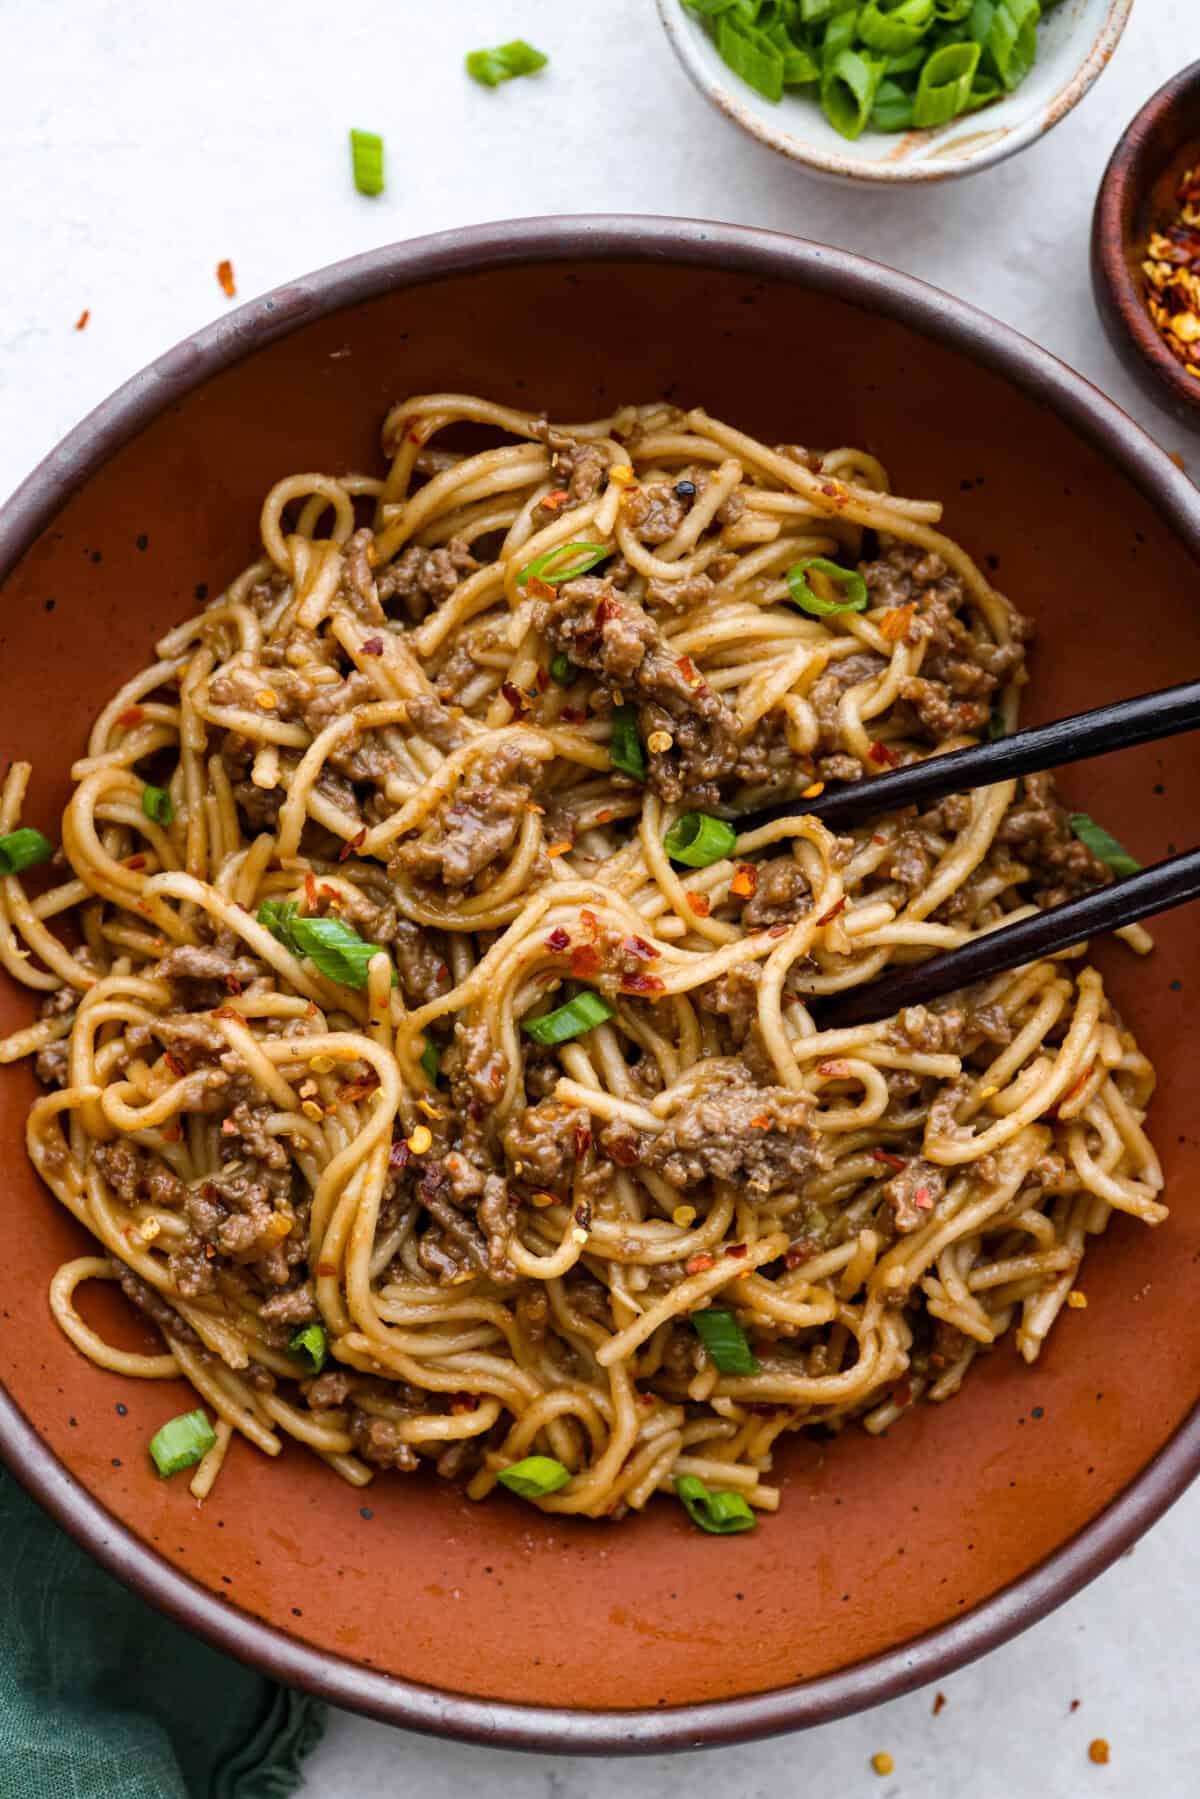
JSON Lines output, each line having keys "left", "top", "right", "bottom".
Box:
{"left": 1, "top": 218, "right": 1199, "bottom": 1754}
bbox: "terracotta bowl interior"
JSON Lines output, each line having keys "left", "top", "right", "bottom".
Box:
{"left": 2, "top": 239, "right": 1200, "bottom": 1743}
{"left": 1092, "top": 58, "right": 1200, "bottom": 423}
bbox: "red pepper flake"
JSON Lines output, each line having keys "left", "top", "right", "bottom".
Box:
{"left": 526, "top": 573, "right": 556, "bottom": 602}
{"left": 408, "top": 429, "right": 422, "bottom": 444}
{"left": 817, "top": 896, "right": 848, "bottom": 926}
{"left": 868, "top": 740, "right": 902, "bottom": 768}
{"left": 1088, "top": 1741, "right": 1110, "bottom": 1766}
{"left": 339, "top": 827, "right": 367, "bottom": 863}
{"left": 220, "top": 1117, "right": 239, "bottom": 1136}
{"left": 686, "top": 891, "right": 711, "bottom": 917}
{"left": 725, "top": 1242, "right": 748, "bottom": 1259}
{"left": 314, "top": 1262, "right": 337, "bottom": 1278}
{"left": 209, "top": 1006, "right": 241, "bottom": 1022}
{"left": 747, "top": 1114, "right": 772, "bottom": 1131}
{"left": 932, "top": 1692, "right": 947, "bottom": 1717}
{"left": 891, "top": 1376, "right": 913, "bottom": 1408}
{"left": 560, "top": 706, "right": 585, "bottom": 725}
{"left": 767, "top": 922, "right": 790, "bottom": 938}
{"left": 594, "top": 809, "right": 615, "bottom": 826}
{"left": 608, "top": 1131, "right": 639, "bottom": 1168}
{"left": 545, "top": 926, "right": 570, "bottom": 952}
{"left": 162, "top": 1051, "right": 186, "bottom": 1078}
{"left": 223, "top": 973, "right": 244, "bottom": 995}
{"left": 578, "top": 909, "right": 599, "bottom": 939}
{"left": 337, "top": 1074, "right": 381, "bottom": 1105}
{"left": 879, "top": 603, "right": 916, "bottom": 643}
{"left": 216, "top": 259, "right": 236, "bottom": 298}
{"left": 676, "top": 654, "right": 702, "bottom": 688}
{"left": 819, "top": 479, "right": 848, "bottom": 507}
{"left": 730, "top": 864, "right": 758, "bottom": 899}
{"left": 621, "top": 935, "right": 658, "bottom": 961}
{"left": 573, "top": 1124, "right": 592, "bottom": 1159}
{"left": 535, "top": 666, "right": 549, "bottom": 693}
{"left": 1069, "top": 1699, "right": 1080, "bottom": 1715}
{"left": 360, "top": 636, "right": 384, "bottom": 656}
{"left": 125, "top": 855, "right": 146, "bottom": 871}
{"left": 570, "top": 943, "right": 603, "bottom": 978}
{"left": 913, "top": 1186, "right": 934, "bottom": 1211}
{"left": 818, "top": 1060, "right": 849, "bottom": 1077}
{"left": 541, "top": 489, "right": 570, "bottom": 511}
{"left": 785, "top": 1240, "right": 816, "bottom": 1269}
{"left": 620, "top": 971, "right": 665, "bottom": 995}
{"left": 872, "top": 1148, "right": 907, "bottom": 1170}
{"left": 319, "top": 883, "right": 341, "bottom": 904}
{"left": 595, "top": 594, "right": 617, "bottom": 627}
{"left": 501, "top": 680, "right": 531, "bottom": 718}
{"left": 304, "top": 873, "right": 318, "bottom": 908}
{"left": 116, "top": 705, "right": 145, "bottom": 728}
{"left": 450, "top": 1392, "right": 481, "bottom": 1414}
{"left": 74, "top": 308, "right": 90, "bottom": 331}
{"left": 1059, "top": 1067, "right": 1093, "bottom": 1109}
{"left": 161, "top": 1121, "right": 184, "bottom": 1143}
{"left": 546, "top": 840, "right": 573, "bottom": 858}
{"left": 685, "top": 1253, "right": 715, "bottom": 1275}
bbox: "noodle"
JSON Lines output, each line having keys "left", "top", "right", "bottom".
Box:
{"left": 1, "top": 394, "right": 1164, "bottom": 1524}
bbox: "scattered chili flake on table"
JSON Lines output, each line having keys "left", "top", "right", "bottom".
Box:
{"left": 932, "top": 1690, "right": 946, "bottom": 1716}
{"left": 1143, "top": 166, "right": 1200, "bottom": 375}
{"left": 74, "top": 309, "right": 90, "bottom": 330}
{"left": 871, "top": 1751, "right": 895, "bottom": 1776}
{"left": 216, "top": 259, "right": 237, "bottom": 298}
{"left": 1088, "top": 1738, "right": 1111, "bottom": 1765}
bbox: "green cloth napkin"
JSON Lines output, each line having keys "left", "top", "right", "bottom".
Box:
{"left": 0, "top": 1466, "right": 325, "bottom": 1798}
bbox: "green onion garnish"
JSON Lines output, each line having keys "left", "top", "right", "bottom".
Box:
{"left": 498, "top": 1454, "right": 572, "bottom": 1498}
{"left": 785, "top": 557, "right": 869, "bottom": 617}
{"left": 420, "top": 1040, "right": 440, "bottom": 1083}
{"left": 1069, "top": 814, "right": 1141, "bottom": 878}
{"left": 350, "top": 129, "right": 385, "bottom": 197}
{"left": 258, "top": 900, "right": 389, "bottom": 990}
{"left": 287, "top": 1324, "right": 328, "bottom": 1375}
{"left": 141, "top": 785, "right": 174, "bottom": 827}
{"left": 549, "top": 652, "right": 574, "bottom": 684}
{"left": 912, "top": 41, "right": 980, "bottom": 126}
{"left": 822, "top": 49, "right": 886, "bottom": 138}
{"left": 715, "top": 12, "right": 785, "bottom": 102}
{"left": 609, "top": 704, "right": 646, "bottom": 780}
{"left": 148, "top": 1408, "right": 216, "bottom": 1478}
{"left": 0, "top": 828, "right": 54, "bottom": 876}
{"left": 691, "top": 1307, "right": 760, "bottom": 1376}
{"left": 663, "top": 812, "right": 737, "bottom": 869}
{"left": 516, "top": 541, "right": 612, "bottom": 588}
{"left": 521, "top": 989, "right": 615, "bottom": 1047}
{"left": 871, "top": 77, "right": 915, "bottom": 131}
{"left": 675, "top": 1474, "right": 757, "bottom": 1535}
{"left": 465, "top": 40, "right": 549, "bottom": 88}
{"left": 859, "top": 0, "right": 936, "bottom": 54}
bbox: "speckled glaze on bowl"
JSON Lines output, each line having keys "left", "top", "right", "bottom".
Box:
{"left": 1, "top": 217, "right": 1199, "bottom": 1755}
{"left": 658, "top": 0, "right": 1132, "bottom": 185}
{"left": 1092, "top": 58, "right": 1200, "bottom": 425}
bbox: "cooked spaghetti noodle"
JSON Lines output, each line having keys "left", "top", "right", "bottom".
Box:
{"left": 0, "top": 394, "right": 1165, "bottom": 1522}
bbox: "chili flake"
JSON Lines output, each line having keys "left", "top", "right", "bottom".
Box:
{"left": 685, "top": 1253, "right": 715, "bottom": 1274}
{"left": 801, "top": 780, "right": 825, "bottom": 798}
{"left": 541, "top": 488, "right": 570, "bottom": 511}
{"left": 730, "top": 864, "right": 758, "bottom": 899}
{"left": 527, "top": 573, "right": 556, "bottom": 602}
{"left": 932, "top": 1691, "right": 946, "bottom": 1716}
{"left": 216, "top": 259, "right": 237, "bottom": 298}
{"left": 879, "top": 602, "right": 916, "bottom": 641}
{"left": 673, "top": 1205, "right": 697, "bottom": 1228}
{"left": 500, "top": 680, "right": 531, "bottom": 717}
{"left": 686, "top": 891, "right": 711, "bottom": 917}
{"left": 817, "top": 896, "right": 848, "bottom": 925}
{"left": 871, "top": 1752, "right": 894, "bottom": 1777}
{"left": 74, "top": 309, "right": 90, "bottom": 331}
{"left": 116, "top": 705, "right": 145, "bottom": 728}
{"left": 339, "top": 828, "right": 367, "bottom": 862}
{"left": 868, "top": 740, "right": 902, "bottom": 768}
{"left": 545, "top": 926, "right": 570, "bottom": 952}
{"left": 407, "top": 1124, "right": 433, "bottom": 1155}
{"left": 1143, "top": 165, "right": 1200, "bottom": 376}
{"left": 546, "top": 840, "right": 573, "bottom": 858}
{"left": 646, "top": 730, "right": 674, "bottom": 754}
{"left": 1088, "top": 1739, "right": 1110, "bottom": 1765}
{"left": 360, "top": 636, "right": 384, "bottom": 656}
{"left": 872, "top": 1149, "right": 907, "bottom": 1170}
{"left": 1067, "top": 1290, "right": 1088, "bottom": 1309}
{"left": 570, "top": 943, "right": 602, "bottom": 977}
{"left": 594, "top": 809, "right": 614, "bottom": 826}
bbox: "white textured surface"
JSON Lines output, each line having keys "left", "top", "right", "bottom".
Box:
{"left": 2, "top": 0, "right": 1198, "bottom": 1793}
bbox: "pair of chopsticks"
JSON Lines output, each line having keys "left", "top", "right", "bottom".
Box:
{"left": 738, "top": 679, "right": 1200, "bottom": 1031}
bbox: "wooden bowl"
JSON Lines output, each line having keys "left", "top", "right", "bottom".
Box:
{"left": 2, "top": 219, "right": 1199, "bottom": 1752}
{"left": 1092, "top": 58, "right": 1200, "bottom": 423}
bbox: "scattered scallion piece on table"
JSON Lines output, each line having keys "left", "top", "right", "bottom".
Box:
{"left": 675, "top": 1474, "right": 757, "bottom": 1535}
{"left": 691, "top": 1307, "right": 761, "bottom": 1375}
{"left": 0, "top": 828, "right": 53, "bottom": 875}
{"left": 148, "top": 1409, "right": 216, "bottom": 1478}
{"left": 498, "top": 1454, "right": 572, "bottom": 1497}
{"left": 516, "top": 541, "right": 612, "bottom": 587}
{"left": 663, "top": 812, "right": 737, "bottom": 869}
{"left": 786, "top": 556, "right": 868, "bottom": 617}
{"left": 465, "top": 40, "right": 549, "bottom": 88}
{"left": 1069, "top": 814, "right": 1141, "bottom": 878}
{"left": 609, "top": 704, "right": 647, "bottom": 780}
{"left": 287, "top": 1324, "right": 328, "bottom": 1375}
{"left": 141, "top": 785, "right": 174, "bottom": 827}
{"left": 521, "top": 990, "right": 615, "bottom": 1047}
{"left": 349, "top": 129, "right": 385, "bottom": 197}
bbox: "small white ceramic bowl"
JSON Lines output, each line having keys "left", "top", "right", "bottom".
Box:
{"left": 657, "top": 0, "right": 1132, "bottom": 185}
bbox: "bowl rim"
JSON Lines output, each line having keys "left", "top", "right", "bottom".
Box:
{"left": 1, "top": 213, "right": 1199, "bottom": 1753}
{"left": 656, "top": 0, "right": 1133, "bottom": 186}
{"left": 1091, "top": 57, "right": 1200, "bottom": 420}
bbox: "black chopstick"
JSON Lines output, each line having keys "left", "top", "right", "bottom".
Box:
{"left": 812, "top": 847, "right": 1200, "bottom": 1032}
{"left": 740, "top": 679, "right": 1200, "bottom": 834}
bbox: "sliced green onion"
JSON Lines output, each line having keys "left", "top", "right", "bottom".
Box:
{"left": 148, "top": 1408, "right": 216, "bottom": 1478}
{"left": 1069, "top": 814, "right": 1141, "bottom": 878}
{"left": 962, "top": 71, "right": 1002, "bottom": 110}
{"left": 498, "top": 1454, "right": 572, "bottom": 1498}
{"left": 984, "top": 0, "right": 1038, "bottom": 90}
{"left": 934, "top": 0, "right": 973, "bottom": 15}
{"left": 349, "top": 129, "right": 384, "bottom": 197}
{"left": 785, "top": 556, "right": 868, "bottom": 616}
{"left": 288, "top": 1324, "right": 328, "bottom": 1375}
{"left": 141, "top": 785, "right": 174, "bottom": 827}
{"left": 676, "top": 1474, "right": 757, "bottom": 1535}
{"left": 858, "top": 0, "right": 935, "bottom": 53}
{"left": 912, "top": 40, "right": 980, "bottom": 124}
{"left": 663, "top": 812, "right": 737, "bottom": 869}
{"left": 258, "top": 901, "right": 388, "bottom": 990}
{"left": 516, "top": 541, "right": 612, "bottom": 588}
{"left": 549, "top": 652, "right": 574, "bottom": 684}
{"left": 823, "top": 48, "right": 886, "bottom": 137}
{"left": 885, "top": 43, "right": 928, "bottom": 76}
{"left": 0, "top": 828, "right": 54, "bottom": 876}
{"left": 871, "top": 76, "right": 915, "bottom": 128}
{"left": 610, "top": 704, "right": 646, "bottom": 780}
{"left": 521, "top": 989, "right": 615, "bottom": 1047}
{"left": 716, "top": 13, "right": 785, "bottom": 101}
{"left": 692, "top": 1307, "right": 760, "bottom": 1375}
{"left": 420, "top": 1040, "right": 440, "bottom": 1083}
{"left": 465, "top": 40, "right": 549, "bottom": 87}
